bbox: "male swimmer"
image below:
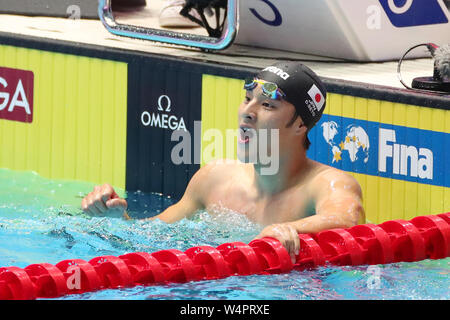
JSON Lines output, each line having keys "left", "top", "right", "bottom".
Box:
{"left": 82, "top": 62, "right": 365, "bottom": 264}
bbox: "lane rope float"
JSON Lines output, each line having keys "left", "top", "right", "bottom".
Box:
{"left": 0, "top": 212, "right": 448, "bottom": 300}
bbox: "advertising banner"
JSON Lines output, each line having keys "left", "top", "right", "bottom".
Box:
{"left": 0, "top": 66, "right": 34, "bottom": 123}
{"left": 236, "top": 0, "right": 450, "bottom": 61}
{"left": 126, "top": 60, "right": 202, "bottom": 199}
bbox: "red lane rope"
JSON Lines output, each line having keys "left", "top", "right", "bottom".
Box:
{"left": 0, "top": 213, "right": 448, "bottom": 300}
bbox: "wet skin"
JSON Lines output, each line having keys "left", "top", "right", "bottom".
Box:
{"left": 82, "top": 83, "right": 365, "bottom": 264}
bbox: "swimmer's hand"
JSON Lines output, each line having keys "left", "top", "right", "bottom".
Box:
{"left": 81, "top": 184, "right": 128, "bottom": 218}
{"left": 254, "top": 223, "right": 300, "bottom": 265}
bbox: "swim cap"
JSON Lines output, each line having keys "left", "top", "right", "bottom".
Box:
{"left": 256, "top": 61, "right": 327, "bottom": 129}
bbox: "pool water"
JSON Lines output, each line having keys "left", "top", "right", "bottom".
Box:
{"left": 0, "top": 168, "right": 449, "bottom": 300}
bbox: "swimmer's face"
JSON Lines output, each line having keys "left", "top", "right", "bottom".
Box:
{"left": 237, "top": 81, "right": 307, "bottom": 163}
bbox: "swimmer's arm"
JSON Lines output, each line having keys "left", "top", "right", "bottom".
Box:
{"left": 144, "top": 189, "right": 203, "bottom": 223}
{"left": 288, "top": 172, "right": 365, "bottom": 234}
{"left": 255, "top": 171, "right": 365, "bottom": 263}
{"left": 143, "top": 165, "right": 210, "bottom": 223}
{"left": 82, "top": 166, "right": 206, "bottom": 222}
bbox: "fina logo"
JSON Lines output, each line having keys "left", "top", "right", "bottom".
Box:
{"left": 321, "top": 122, "right": 370, "bottom": 164}
{"left": 379, "top": 128, "right": 433, "bottom": 180}
{"left": 378, "top": 0, "right": 448, "bottom": 27}
{"left": 321, "top": 122, "right": 433, "bottom": 180}
{"left": 141, "top": 95, "right": 187, "bottom": 131}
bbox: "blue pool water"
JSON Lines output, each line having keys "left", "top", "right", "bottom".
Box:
{"left": 0, "top": 168, "right": 449, "bottom": 300}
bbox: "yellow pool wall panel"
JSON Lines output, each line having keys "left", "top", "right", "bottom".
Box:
{"left": 0, "top": 45, "right": 128, "bottom": 189}
{"left": 201, "top": 74, "right": 244, "bottom": 166}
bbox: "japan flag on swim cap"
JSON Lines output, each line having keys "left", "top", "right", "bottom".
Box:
{"left": 307, "top": 84, "right": 325, "bottom": 111}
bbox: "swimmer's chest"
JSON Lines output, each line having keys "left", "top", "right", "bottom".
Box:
{"left": 204, "top": 180, "right": 315, "bottom": 225}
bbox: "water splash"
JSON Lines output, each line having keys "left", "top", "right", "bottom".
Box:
{"left": 0, "top": 168, "right": 448, "bottom": 300}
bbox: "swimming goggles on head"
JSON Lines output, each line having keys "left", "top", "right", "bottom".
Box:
{"left": 244, "top": 78, "right": 286, "bottom": 100}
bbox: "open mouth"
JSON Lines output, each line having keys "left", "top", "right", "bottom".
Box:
{"left": 239, "top": 127, "right": 254, "bottom": 144}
